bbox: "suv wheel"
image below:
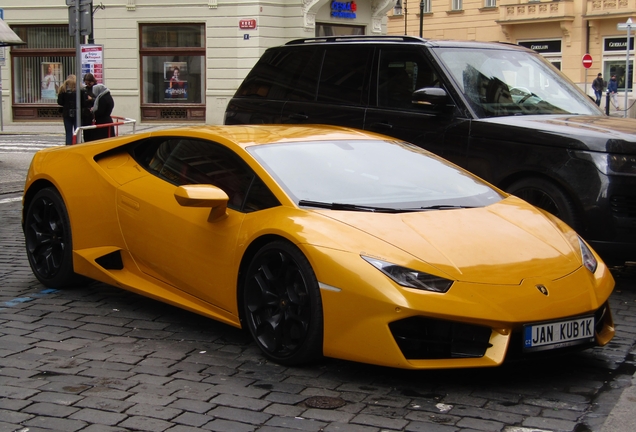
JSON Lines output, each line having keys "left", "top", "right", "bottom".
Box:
{"left": 507, "top": 177, "right": 581, "bottom": 230}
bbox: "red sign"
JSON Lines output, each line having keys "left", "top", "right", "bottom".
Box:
{"left": 239, "top": 19, "right": 257, "bottom": 30}
{"left": 582, "top": 53, "right": 593, "bottom": 69}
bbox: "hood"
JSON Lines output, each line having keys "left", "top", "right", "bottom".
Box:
{"left": 472, "top": 115, "right": 636, "bottom": 154}
{"left": 318, "top": 196, "right": 582, "bottom": 285}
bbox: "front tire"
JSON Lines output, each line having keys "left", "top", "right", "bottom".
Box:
{"left": 507, "top": 177, "right": 581, "bottom": 230}
{"left": 24, "top": 187, "right": 87, "bottom": 287}
{"left": 242, "top": 241, "right": 323, "bottom": 366}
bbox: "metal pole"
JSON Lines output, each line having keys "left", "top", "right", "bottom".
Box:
{"left": 88, "top": 1, "right": 94, "bottom": 44}
{"left": 419, "top": 1, "right": 423, "bottom": 38}
{"left": 404, "top": 0, "right": 407, "bottom": 36}
{"left": 0, "top": 64, "right": 4, "bottom": 132}
{"left": 625, "top": 19, "right": 632, "bottom": 118}
{"left": 75, "top": 1, "right": 82, "bottom": 134}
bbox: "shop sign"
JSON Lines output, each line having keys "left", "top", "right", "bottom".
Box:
{"left": 604, "top": 36, "right": 634, "bottom": 52}
{"left": 331, "top": 1, "right": 357, "bottom": 19}
{"left": 239, "top": 19, "right": 257, "bottom": 30}
{"left": 80, "top": 44, "right": 104, "bottom": 84}
{"left": 518, "top": 40, "right": 561, "bottom": 54}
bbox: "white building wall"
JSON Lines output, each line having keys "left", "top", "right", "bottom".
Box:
{"left": 1, "top": 0, "right": 388, "bottom": 125}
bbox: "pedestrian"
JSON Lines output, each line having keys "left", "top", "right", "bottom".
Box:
{"left": 85, "top": 83, "right": 115, "bottom": 141}
{"left": 83, "top": 72, "right": 97, "bottom": 103}
{"left": 592, "top": 73, "right": 604, "bottom": 106}
{"left": 607, "top": 74, "right": 619, "bottom": 110}
{"left": 57, "top": 75, "right": 89, "bottom": 145}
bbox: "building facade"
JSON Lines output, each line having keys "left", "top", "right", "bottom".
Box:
{"left": 1, "top": 0, "right": 396, "bottom": 126}
{"left": 2, "top": 1, "right": 632, "bottom": 126}
{"left": 388, "top": 0, "right": 634, "bottom": 113}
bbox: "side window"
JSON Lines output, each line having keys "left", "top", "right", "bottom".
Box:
{"left": 235, "top": 47, "right": 317, "bottom": 101}
{"left": 316, "top": 46, "right": 372, "bottom": 105}
{"left": 377, "top": 49, "right": 440, "bottom": 109}
{"left": 132, "top": 138, "right": 279, "bottom": 212}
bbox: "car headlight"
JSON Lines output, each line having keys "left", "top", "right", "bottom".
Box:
{"left": 572, "top": 150, "right": 636, "bottom": 176}
{"left": 579, "top": 237, "right": 598, "bottom": 273}
{"left": 539, "top": 210, "right": 598, "bottom": 274}
{"left": 362, "top": 256, "right": 453, "bottom": 293}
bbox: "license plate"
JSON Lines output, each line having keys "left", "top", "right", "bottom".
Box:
{"left": 523, "top": 316, "right": 595, "bottom": 352}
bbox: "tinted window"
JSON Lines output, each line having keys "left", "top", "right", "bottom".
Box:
{"left": 235, "top": 47, "right": 318, "bottom": 101}
{"left": 131, "top": 137, "right": 279, "bottom": 212}
{"left": 316, "top": 46, "right": 372, "bottom": 105}
{"left": 434, "top": 47, "right": 601, "bottom": 117}
{"left": 377, "top": 48, "right": 440, "bottom": 109}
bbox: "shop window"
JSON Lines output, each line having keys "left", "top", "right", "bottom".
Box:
{"left": 10, "top": 25, "right": 76, "bottom": 120}
{"left": 316, "top": 24, "right": 365, "bottom": 36}
{"left": 604, "top": 60, "right": 634, "bottom": 92}
{"left": 140, "top": 24, "right": 206, "bottom": 121}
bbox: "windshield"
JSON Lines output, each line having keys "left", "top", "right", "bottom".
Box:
{"left": 434, "top": 47, "right": 603, "bottom": 118}
{"left": 249, "top": 139, "right": 503, "bottom": 210}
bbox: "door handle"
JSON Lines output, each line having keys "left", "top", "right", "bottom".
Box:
{"left": 288, "top": 113, "right": 309, "bottom": 121}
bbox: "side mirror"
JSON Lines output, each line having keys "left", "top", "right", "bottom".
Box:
{"left": 412, "top": 87, "right": 449, "bottom": 106}
{"left": 174, "top": 184, "right": 229, "bottom": 222}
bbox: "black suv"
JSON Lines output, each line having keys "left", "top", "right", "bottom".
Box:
{"left": 225, "top": 36, "right": 636, "bottom": 265}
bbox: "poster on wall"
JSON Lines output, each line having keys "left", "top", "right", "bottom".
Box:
{"left": 164, "top": 62, "right": 188, "bottom": 100}
{"left": 41, "top": 62, "right": 62, "bottom": 99}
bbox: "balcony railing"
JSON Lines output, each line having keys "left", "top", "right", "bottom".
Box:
{"left": 498, "top": 0, "right": 574, "bottom": 23}
{"left": 586, "top": 0, "right": 635, "bottom": 18}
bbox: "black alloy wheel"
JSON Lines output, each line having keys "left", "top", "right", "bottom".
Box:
{"left": 24, "top": 188, "right": 86, "bottom": 287}
{"left": 243, "top": 241, "right": 323, "bottom": 365}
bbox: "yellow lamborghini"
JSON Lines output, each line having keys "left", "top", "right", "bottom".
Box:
{"left": 22, "top": 125, "right": 615, "bottom": 369}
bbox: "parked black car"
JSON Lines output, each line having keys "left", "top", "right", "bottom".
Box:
{"left": 225, "top": 36, "right": 636, "bottom": 265}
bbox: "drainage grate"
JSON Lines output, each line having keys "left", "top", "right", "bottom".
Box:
{"left": 303, "top": 396, "right": 347, "bottom": 409}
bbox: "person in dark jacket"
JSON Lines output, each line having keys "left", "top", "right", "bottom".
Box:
{"left": 591, "top": 73, "right": 605, "bottom": 106}
{"left": 57, "top": 75, "right": 90, "bottom": 145}
{"left": 607, "top": 74, "right": 619, "bottom": 110}
{"left": 85, "top": 84, "right": 115, "bottom": 141}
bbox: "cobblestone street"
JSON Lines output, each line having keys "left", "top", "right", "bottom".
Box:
{"left": 1, "top": 192, "right": 636, "bottom": 431}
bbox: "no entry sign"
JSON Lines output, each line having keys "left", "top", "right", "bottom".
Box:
{"left": 582, "top": 54, "right": 593, "bottom": 69}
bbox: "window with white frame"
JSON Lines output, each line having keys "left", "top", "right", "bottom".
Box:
{"left": 452, "top": 0, "right": 463, "bottom": 10}
{"left": 423, "top": 0, "right": 431, "bottom": 13}
{"left": 485, "top": 0, "right": 496, "bottom": 7}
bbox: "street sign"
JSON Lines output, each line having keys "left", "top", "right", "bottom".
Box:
{"left": 582, "top": 53, "right": 593, "bottom": 69}
{"left": 239, "top": 19, "right": 257, "bottom": 30}
{"left": 617, "top": 18, "right": 633, "bottom": 31}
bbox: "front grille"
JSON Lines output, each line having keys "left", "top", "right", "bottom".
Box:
{"left": 610, "top": 195, "right": 636, "bottom": 217}
{"left": 389, "top": 317, "right": 492, "bottom": 360}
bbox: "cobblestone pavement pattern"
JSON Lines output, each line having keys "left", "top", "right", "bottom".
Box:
{"left": 1, "top": 128, "right": 635, "bottom": 432}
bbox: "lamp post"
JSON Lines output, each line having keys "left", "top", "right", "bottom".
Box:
{"left": 419, "top": 0, "right": 424, "bottom": 38}
{"left": 88, "top": 2, "right": 105, "bottom": 44}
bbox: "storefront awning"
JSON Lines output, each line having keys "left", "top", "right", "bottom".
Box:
{"left": 0, "top": 19, "right": 25, "bottom": 47}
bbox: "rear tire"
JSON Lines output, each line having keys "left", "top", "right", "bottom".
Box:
{"left": 24, "top": 188, "right": 88, "bottom": 287}
{"left": 507, "top": 177, "right": 581, "bottom": 230}
{"left": 242, "top": 241, "right": 323, "bottom": 366}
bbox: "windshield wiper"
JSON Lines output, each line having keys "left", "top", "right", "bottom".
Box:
{"left": 298, "top": 200, "right": 416, "bottom": 213}
{"left": 419, "top": 204, "right": 475, "bottom": 210}
{"left": 299, "top": 200, "right": 474, "bottom": 213}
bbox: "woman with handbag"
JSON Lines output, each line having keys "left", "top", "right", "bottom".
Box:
{"left": 57, "top": 75, "right": 90, "bottom": 145}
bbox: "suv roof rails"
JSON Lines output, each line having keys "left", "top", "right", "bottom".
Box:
{"left": 285, "top": 35, "right": 425, "bottom": 45}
